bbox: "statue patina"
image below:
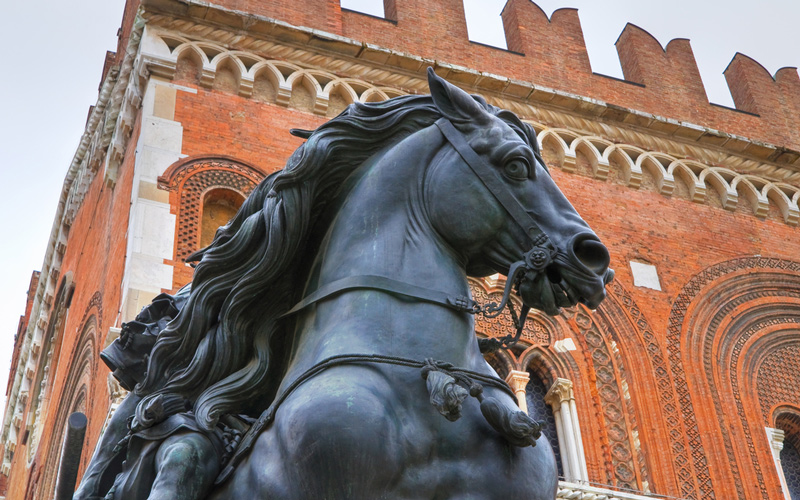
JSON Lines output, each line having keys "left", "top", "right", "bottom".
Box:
{"left": 74, "top": 68, "right": 613, "bottom": 500}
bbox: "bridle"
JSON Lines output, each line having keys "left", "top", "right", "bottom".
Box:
{"left": 283, "top": 117, "right": 559, "bottom": 352}
{"left": 218, "top": 117, "right": 556, "bottom": 484}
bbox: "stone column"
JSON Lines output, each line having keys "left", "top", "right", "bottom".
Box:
{"left": 569, "top": 395, "right": 588, "bottom": 480}
{"left": 505, "top": 370, "right": 531, "bottom": 413}
{"left": 545, "top": 378, "right": 588, "bottom": 482}
{"left": 766, "top": 427, "right": 790, "bottom": 500}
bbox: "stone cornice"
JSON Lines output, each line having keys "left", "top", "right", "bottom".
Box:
{"left": 135, "top": 22, "right": 800, "bottom": 225}
{"left": 557, "top": 480, "right": 687, "bottom": 500}
{"left": 139, "top": 0, "right": 800, "bottom": 179}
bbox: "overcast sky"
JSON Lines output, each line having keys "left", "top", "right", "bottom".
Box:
{"left": 0, "top": 0, "right": 798, "bottom": 417}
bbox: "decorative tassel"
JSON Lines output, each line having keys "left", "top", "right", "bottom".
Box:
{"left": 423, "top": 370, "right": 469, "bottom": 421}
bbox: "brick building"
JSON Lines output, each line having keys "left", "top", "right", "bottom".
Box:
{"left": 2, "top": 0, "right": 799, "bottom": 498}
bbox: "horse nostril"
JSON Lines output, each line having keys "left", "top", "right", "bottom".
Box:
{"left": 572, "top": 236, "right": 610, "bottom": 276}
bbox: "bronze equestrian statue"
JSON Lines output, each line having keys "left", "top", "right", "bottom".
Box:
{"left": 74, "top": 68, "right": 612, "bottom": 500}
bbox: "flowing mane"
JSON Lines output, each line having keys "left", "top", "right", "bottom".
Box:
{"left": 135, "top": 94, "right": 541, "bottom": 431}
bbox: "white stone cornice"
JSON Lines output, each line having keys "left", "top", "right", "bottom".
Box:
{"left": 139, "top": 0, "right": 800, "bottom": 177}
{"left": 557, "top": 480, "right": 687, "bottom": 499}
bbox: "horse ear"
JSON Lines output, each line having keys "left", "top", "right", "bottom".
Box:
{"left": 427, "top": 67, "right": 488, "bottom": 124}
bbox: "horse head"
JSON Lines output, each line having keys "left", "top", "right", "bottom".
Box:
{"left": 424, "top": 68, "right": 613, "bottom": 316}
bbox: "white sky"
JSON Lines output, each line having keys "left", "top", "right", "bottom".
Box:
{"left": 0, "top": 0, "right": 798, "bottom": 417}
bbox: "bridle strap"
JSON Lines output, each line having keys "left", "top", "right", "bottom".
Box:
{"left": 281, "top": 274, "right": 478, "bottom": 318}
{"left": 434, "top": 118, "right": 550, "bottom": 247}
{"left": 283, "top": 119, "right": 551, "bottom": 339}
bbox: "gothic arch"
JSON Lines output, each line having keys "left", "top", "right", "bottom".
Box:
{"left": 158, "top": 155, "right": 266, "bottom": 262}
{"left": 562, "top": 298, "right": 651, "bottom": 491}
{"left": 38, "top": 315, "right": 98, "bottom": 500}
{"left": 666, "top": 256, "right": 800, "bottom": 500}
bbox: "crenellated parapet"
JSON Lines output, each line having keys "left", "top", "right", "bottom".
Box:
{"left": 502, "top": 2, "right": 591, "bottom": 84}
{"left": 615, "top": 24, "right": 708, "bottom": 121}
{"left": 725, "top": 53, "right": 799, "bottom": 115}
{"left": 142, "top": 0, "right": 800, "bottom": 155}
{"left": 134, "top": 13, "right": 800, "bottom": 226}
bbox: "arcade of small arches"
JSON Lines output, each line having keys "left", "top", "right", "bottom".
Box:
{"left": 140, "top": 30, "right": 800, "bottom": 227}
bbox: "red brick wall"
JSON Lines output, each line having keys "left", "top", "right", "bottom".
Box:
{"left": 6, "top": 2, "right": 799, "bottom": 499}
{"left": 192, "top": 0, "right": 800, "bottom": 153}
{"left": 3, "top": 115, "right": 140, "bottom": 500}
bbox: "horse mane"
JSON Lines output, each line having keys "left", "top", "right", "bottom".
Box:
{"left": 135, "top": 93, "right": 541, "bottom": 431}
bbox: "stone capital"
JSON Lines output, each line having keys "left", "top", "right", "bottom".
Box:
{"left": 505, "top": 370, "right": 531, "bottom": 413}
{"left": 545, "top": 378, "right": 574, "bottom": 407}
{"left": 765, "top": 426, "right": 785, "bottom": 456}
{"left": 505, "top": 370, "right": 531, "bottom": 392}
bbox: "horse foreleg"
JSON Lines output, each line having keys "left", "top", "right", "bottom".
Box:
{"left": 74, "top": 393, "right": 142, "bottom": 499}
{"left": 147, "top": 432, "right": 220, "bottom": 500}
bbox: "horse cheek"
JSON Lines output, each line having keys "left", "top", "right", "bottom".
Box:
{"left": 429, "top": 177, "right": 505, "bottom": 250}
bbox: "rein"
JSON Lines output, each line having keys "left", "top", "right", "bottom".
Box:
{"left": 216, "top": 353, "right": 522, "bottom": 485}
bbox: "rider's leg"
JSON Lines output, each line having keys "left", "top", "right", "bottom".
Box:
{"left": 148, "top": 432, "right": 220, "bottom": 500}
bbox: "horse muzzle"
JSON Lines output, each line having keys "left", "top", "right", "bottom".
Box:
{"left": 516, "top": 233, "right": 613, "bottom": 315}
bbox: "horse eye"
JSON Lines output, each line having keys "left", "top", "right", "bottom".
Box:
{"left": 504, "top": 159, "right": 529, "bottom": 180}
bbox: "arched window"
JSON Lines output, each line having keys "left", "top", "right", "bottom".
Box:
{"left": 782, "top": 436, "right": 800, "bottom": 498}
{"left": 157, "top": 156, "right": 266, "bottom": 265}
{"left": 200, "top": 188, "right": 245, "bottom": 248}
{"left": 526, "top": 373, "right": 564, "bottom": 478}
{"left": 770, "top": 411, "right": 800, "bottom": 499}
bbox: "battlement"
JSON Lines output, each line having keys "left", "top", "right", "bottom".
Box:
{"left": 136, "top": 0, "right": 800, "bottom": 157}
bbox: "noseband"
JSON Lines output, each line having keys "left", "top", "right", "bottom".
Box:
{"left": 434, "top": 118, "right": 557, "bottom": 351}
{"left": 284, "top": 118, "right": 557, "bottom": 352}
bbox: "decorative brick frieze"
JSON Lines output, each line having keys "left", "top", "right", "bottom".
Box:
{"left": 136, "top": 26, "right": 800, "bottom": 226}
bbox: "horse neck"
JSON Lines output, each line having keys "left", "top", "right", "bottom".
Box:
{"left": 287, "top": 130, "right": 483, "bottom": 372}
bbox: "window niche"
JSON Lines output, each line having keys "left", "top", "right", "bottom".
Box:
{"left": 200, "top": 188, "right": 245, "bottom": 249}
{"left": 158, "top": 157, "right": 264, "bottom": 263}
{"left": 769, "top": 411, "right": 800, "bottom": 500}
{"left": 526, "top": 373, "right": 564, "bottom": 479}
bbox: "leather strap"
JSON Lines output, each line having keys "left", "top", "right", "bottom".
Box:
{"left": 434, "top": 118, "right": 550, "bottom": 247}
{"left": 281, "top": 274, "right": 477, "bottom": 318}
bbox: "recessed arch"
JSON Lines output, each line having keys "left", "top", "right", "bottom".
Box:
{"left": 158, "top": 156, "right": 265, "bottom": 263}
{"left": 667, "top": 257, "right": 800, "bottom": 499}
{"left": 38, "top": 314, "right": 98, "bottom": 500}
